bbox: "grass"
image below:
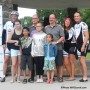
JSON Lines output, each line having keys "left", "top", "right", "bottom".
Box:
{"left": 86, "top": 52, "right": 90, "bottom": 60}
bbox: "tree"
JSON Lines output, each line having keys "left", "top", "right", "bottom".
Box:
{"left": 79, "top": 9, "right": 90, "bottom": 42}
{"left": 80, "top": 9, "right": 90, "bottom": 28}
{"left": 19, "top": 16, "right": 32, "bottom": 27}
{"left": 37, "top": 9, "right": 68, "bottom": 25}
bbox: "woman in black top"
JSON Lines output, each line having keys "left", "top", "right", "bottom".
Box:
{"left": 63, "top": 18, "right": 76, "bottom": 81}
{"left": 8, "top": 20, "right": 22, "bottom": 83}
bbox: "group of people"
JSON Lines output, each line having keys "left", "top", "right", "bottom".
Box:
{"left": 0, "top": 10, "right": 89, "bottom": 84}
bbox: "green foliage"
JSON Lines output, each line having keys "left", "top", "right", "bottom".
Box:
{"left": 37, "top": 9, "right": 68, "bottom": 24}
{"left": 19, "top": 16, "right": 32, "bottom": 28}
{"left": 86, "top": 53, "right": 90, "bottom": 60}
{"left": 19, "top": 9, "right": 90, "bottom": 30}
{"left": 79, "top": 9, "right": 90, "bottom": 42}
{"left": 79, "top": 9, "right": 90, "bottom": 28}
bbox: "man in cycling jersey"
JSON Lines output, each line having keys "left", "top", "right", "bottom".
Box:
{"left": 1, "top": 11, "right": 19, "bottom": 82}
{"left": 74, "top": 12, "right": 89, "bottom": 82}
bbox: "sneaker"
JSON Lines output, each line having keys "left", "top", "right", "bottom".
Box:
{"left": 23, "top": 79, "right": 27, "bottom": 84}
{"left": 28, "top": 78, "right": 34, "bottom": 83}
{"left": 17, "top": 80, "right": 21, "bottom": 83}
{"left": 36, "top": 79, "right": 40, "bottom": 83}
{"left": 10, "top": 79, "right": 14, "bottom": 83}
{"left": 1, "top": 77, "right": 5, "bottom": 82}
{"left": 79, "top": 79, "right": 88, "bottom": 82}
{"left": 39, "top": 78, "right": 43, "bottom": 83}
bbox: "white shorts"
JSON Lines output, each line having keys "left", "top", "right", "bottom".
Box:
{"left": 11, "top": 49, "right": 21, "bottom": 57}
{"left": 77, "top": 50, "right": 81, "bottom": 57}
{"left": 5, "top": 48, "right": 10, "bottom": 56}
{"left": 63, "top": 50, "right": 68, "bottom": 57}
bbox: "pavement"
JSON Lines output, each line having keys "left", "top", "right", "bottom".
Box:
{"left": 0, "top": 76, "right": 90, "bottom": 90}
{"left": 0, "top": 60, "right": 90, "bottom": 90}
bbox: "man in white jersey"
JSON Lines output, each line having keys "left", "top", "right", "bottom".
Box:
{"left": 1, "top": 11, "right": 19, "bottom": 82}
{"left": 74, "top": 12, "right": 89, "bottom": 82}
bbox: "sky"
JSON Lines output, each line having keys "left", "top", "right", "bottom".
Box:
{"left": 18, "top": 7, "right": 36, "bottom": 19}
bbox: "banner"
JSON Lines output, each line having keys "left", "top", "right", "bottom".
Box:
{"left": 0, "top": 5, "right": 4, "bottom": 78}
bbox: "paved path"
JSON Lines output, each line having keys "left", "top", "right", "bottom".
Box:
{"left": 0, "top": 77, "right": 90, "bottom": 90}
{"left": 0, "top": 61, "right": 90, "bottom": 90}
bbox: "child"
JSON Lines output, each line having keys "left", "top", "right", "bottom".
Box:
{"left": 31, "top": 23, "right": 46, "bottom": 83}
{"left": 20, "top": 27, "right": 33, "bottom": 84}
{"left": 43, "top": 34, "right": 57, "bottom": 84}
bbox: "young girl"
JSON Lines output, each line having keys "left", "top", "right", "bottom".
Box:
{"left": 63, "top": 18, "right": 76, "bottom": 81}
{"left": 8, "top": 20, "right": 22, "bottom": 83}
{"left": 31, "top": 23, "right": 46, "bottom": 83}
{"left": 43, "top": 34, "right": 57, "bottom": 84}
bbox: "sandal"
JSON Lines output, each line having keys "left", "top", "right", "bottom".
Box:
{"left": 22, "top": 79, "right": 27, "bottom": 84}
{"left": 50, "top": 79, "right": 53, "bottom": 84}
{"left": 46, "top": 79, "right": 51, "bottom": 84}
{"left": 58, "top": 77, "right": 63, "bottom": 82}
{"left": 66, "top": 77, "right": 76, "bottom": 81}
{"left": 79, "top": 79, "right": 88, "bottom": 82}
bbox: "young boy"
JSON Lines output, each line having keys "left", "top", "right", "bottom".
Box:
{"left": 20, "top": 27, "right": 33, "bottom": 84}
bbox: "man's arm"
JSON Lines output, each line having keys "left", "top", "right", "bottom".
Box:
{"left": 81, "top": 31, "right": 89, "bottom": 52}
{"left": 53, "top": 25, "right": 65, "bottom": 44}
{"left": 2, "top": 29, "right": 6, "bottom": 45}
{"left": 8, "top": 30, "right": 17, "bottom": 43}
{"left": 54, "top": 45, "right": 57, "bottom": 57}
{"left": 57, "top": 36, "right": 65, "bottom": 44}
{"left": 2, "top": 29, "right": 6, "bottom": 50}
{"left": 81, "top": 23, "right": 89, "bottom": 52}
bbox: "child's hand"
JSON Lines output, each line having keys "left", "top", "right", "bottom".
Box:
{"left": 14, "top": 41, "right": 19, "bottom": 46}
{"left": 2, "top": 44, "right": 6, "bottom": 50}
{"left": 52, "top": 41, "right": 57, "bottom": 45}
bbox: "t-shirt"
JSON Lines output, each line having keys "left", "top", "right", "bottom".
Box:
{"left": 44, "top": 24, "right": 64, "bottom": 50}
{"left": 29, "top": 26, "right": 37, "bottom": 37}
{"left": 20, "top": 37, "right": 32, "bottom": 55}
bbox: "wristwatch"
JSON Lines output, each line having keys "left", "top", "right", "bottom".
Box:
{"left": 56, "top": 41, "right": 59, "bottom": 44}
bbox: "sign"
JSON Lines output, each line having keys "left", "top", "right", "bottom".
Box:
{"left": 0, "top": 5, "right": 4, "bottom": 78}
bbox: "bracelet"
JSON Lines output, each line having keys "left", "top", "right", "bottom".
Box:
{"left": 57, "top": 41, "right": 59, "bottom": 44}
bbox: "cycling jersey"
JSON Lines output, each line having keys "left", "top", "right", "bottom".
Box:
{"left": 74, "top": 21, "right": 89, "bottom": 43}
{"left": 74, "top": 21, "right": 89, "bottom": 56}
{"left": 3, "top": 21, "right": 14, "bottom": 44}
{"left": 2, "top": 21, "right": 15, "bottom": 55}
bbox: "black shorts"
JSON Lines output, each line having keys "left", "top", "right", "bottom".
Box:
{"left": 77, "top": 44, "right": 88, "bottom": 57}
{"left": 55, "top": 50, "right": 63, "bottom": 67}
{"left": 21, "top": 55, "right": 33, "bottom": 70}
{"left": 64, "top": 43, "right": 76, "bottom": 54}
